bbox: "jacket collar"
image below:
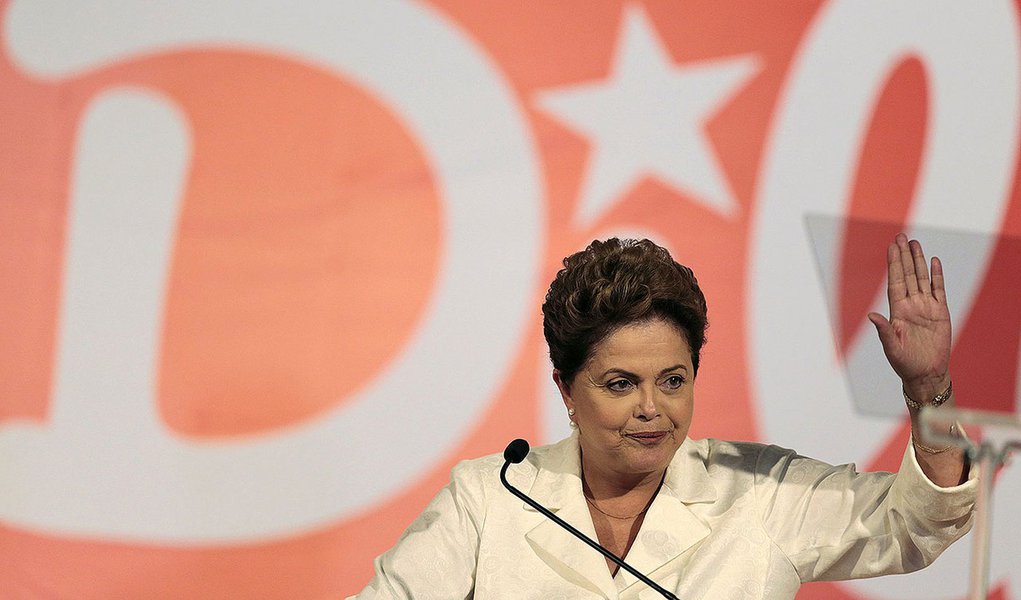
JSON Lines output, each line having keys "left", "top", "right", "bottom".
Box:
{"left": 520, "top": 433, "right": 716, "bottom": 598}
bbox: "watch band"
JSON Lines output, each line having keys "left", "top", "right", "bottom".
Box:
{"left": 903, "top": 380, "right": 953, "bottom": 410}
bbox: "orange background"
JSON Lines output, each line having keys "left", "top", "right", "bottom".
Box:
{"left": 1, "top": 1, "right": 1018, "bottom": 598}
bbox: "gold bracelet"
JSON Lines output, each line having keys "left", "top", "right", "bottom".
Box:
{"left": 903, "top": 380, "right": 953, "bottom": 410}
{"left": 912, "top": 423, "right": 958, "bottom": 454}
{"left": 913, "top": 440, "right": 954, "bottom": 454}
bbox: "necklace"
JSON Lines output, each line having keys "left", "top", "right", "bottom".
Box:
{"left": 584, "top": 494, "right": 650, "bottom": 520}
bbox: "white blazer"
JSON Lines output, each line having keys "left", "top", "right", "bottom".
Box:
{"left": 350, "top": 433, "right": 976, "bottom": 599}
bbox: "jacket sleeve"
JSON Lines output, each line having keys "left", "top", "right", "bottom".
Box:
{"left": 347, "top": 459, "right": 486, "bottom": 599}
{"left": 755, "top": 440, "right": 977, "bottom": 582}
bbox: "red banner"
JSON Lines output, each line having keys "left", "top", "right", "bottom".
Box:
{"left": 1, "top": 1, "right": 1018, "bottom": 598}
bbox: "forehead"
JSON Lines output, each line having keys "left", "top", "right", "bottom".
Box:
{"left": 588, "top": 319, "right": 692, "bottom": 370}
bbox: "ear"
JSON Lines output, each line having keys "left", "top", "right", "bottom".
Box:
{"left": 552, "top": 369, "right": 574, "bottom": 412}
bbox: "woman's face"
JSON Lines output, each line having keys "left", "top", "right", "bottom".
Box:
{"left": 554, "top": 318, "right": 694, "bottom": 483}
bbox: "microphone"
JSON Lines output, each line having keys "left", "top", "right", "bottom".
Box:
{"left": 504, "top": 438, "right": 530, "bottom": 463}
{"left": 499, "top": 439, "right": 680, "bottom": 600}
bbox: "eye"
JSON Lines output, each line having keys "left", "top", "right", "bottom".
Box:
{"left": 605, "top": 378, "right": 634, "bottom": 393}
{"left": 661, "top": 374, "right": 686, "bottom": 390}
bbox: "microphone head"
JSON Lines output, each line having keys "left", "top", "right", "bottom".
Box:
{"left": 503, "top": 439, "right": 530, "bottom": 464}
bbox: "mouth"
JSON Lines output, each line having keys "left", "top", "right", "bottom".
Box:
{"left": 625, "top": 431, "right": 670, "bottom": 445}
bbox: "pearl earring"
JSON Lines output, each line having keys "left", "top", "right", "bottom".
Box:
{"left": 568, "top": 408, "right": 577, "bottom": 428}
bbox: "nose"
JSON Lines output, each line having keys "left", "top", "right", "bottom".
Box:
{"left": 634, "top": 388, "right": 659, "bottom": 420}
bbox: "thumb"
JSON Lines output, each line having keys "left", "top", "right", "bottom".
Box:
{"left": 867, "top": 312, "right": 892, "bottom": 342}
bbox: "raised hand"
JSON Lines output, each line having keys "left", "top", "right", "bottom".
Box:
{"left": 867, "top": 234, "right": 952, "bottom": 395}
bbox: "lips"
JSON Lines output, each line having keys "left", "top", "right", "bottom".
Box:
{"left": 625, "top": 431, "right": 669, "bottom": 444}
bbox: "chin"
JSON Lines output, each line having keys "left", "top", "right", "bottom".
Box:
{"left": 626, "top": 449, "right": 675, "bottom": 474}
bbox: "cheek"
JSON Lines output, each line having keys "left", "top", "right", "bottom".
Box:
{"left": 582, "top": 402, "right": 631, "bottom": 430}
{"left": 669, "top": 395, "right": 694, "bottom": 424}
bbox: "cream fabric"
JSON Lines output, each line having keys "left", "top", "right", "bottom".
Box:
{"left": 350, "top": 433, "right": 976, "bottom": 599}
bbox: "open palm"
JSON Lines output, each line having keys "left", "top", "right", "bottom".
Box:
{"left": 867, "top": 234, "right": 951, "bottom": 388}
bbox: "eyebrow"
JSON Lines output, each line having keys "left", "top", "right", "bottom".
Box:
{"left": 599, "top": 364, "right": 688, "bottom": 379}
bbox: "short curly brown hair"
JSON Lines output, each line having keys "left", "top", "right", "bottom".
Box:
{"left": 542, "top": 238, "right": 708, "bottom": 384}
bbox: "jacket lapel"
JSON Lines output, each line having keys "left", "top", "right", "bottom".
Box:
{"left": 522, "top": 434, "right": 619, "bottom": 599}
{"left": 519, "top": 436, "right": 717, "bottom": 599}
{"left": 614, "top": 438, "right": 716, "bottom": 595}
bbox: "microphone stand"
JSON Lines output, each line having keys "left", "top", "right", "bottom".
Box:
{"left": 920, "top": 406, "right": 1021, "bottom": 600}
{"left": 500, "top": 457, "right": 680, "bottom": 600}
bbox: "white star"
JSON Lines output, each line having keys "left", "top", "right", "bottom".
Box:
{"left": 536, "top": 4, "right": 761, "bottom": 224}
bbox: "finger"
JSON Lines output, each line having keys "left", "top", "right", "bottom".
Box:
{"left": 909, "top": 239, "right": 930, "bottom": 296}
{"left": 886, "top": 240, "right": 907, "bottom": 305}
{"left": 897, "top": 233, "right": 919, "bottom": 295}
{"left": 931, "top": 256, "right": 948, "bottom": 304}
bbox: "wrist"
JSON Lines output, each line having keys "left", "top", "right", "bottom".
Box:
{"left": 903, "top": 372, "right": 951, "bottom": 405}
{"left": 903, "top": 375, "right": 952, "bottom": 411}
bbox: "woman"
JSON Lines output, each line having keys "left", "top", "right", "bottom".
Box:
{"left": 351, "top": 236, "right": 974, "bottom": 599}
